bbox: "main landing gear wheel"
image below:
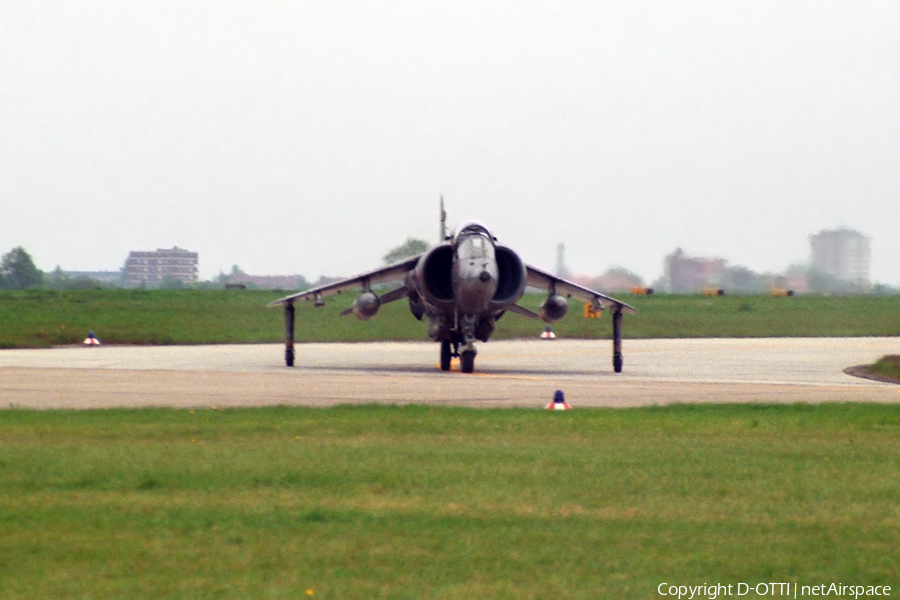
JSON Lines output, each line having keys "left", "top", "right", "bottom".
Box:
{"left": 440, "top": 340, "right": 452, "bottom": 371}
{"left": 613, "top": 354, "right": 623, "bottom": 373}
{"left": 460, "top": 350, "right": 475, "bottom": 374}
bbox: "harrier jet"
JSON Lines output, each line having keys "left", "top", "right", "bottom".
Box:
{"left": 270, "top": 201, "right": 636, "bottom": 374}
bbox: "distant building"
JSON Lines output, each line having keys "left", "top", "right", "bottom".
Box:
{"left": 125, "top": 247, "right": 199, "bottom": 287}
{"left": 809, "top": 228, "right": 870, "bottom": 287}
{"left": 590, "top": 268, "right": 645, "bottom": 293}
{"left": 664, "top": 248, "right": 726, "bottom": 293}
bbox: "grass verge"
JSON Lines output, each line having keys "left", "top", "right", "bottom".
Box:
{"left": 2, "top": 289, "right": 900, "bottom": 348}
{"left": 1, "top": 404, "right": 898, "bottom": 599}
{"left": 870, "top": 355, "right": 900, "bottom": 382}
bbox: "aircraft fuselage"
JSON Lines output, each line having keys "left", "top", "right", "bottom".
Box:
{"left": 451, "top": 225, "right": 499, "bottom": 316}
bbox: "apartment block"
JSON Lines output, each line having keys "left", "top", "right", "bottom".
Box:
{"left": 125, "top": 247, "right": 199, "bottom": 287}
{"left": 809, "top": 228, "right": 870, "bottom": 286}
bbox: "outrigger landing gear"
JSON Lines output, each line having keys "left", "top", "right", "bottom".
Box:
{"left": 612, "top": 306, "right": 623, "bottom": 373}
{"left": 284, "top": 300, "right": 295, "bottom": 367}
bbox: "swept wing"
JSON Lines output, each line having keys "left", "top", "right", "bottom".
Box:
{"left": 525, "top": 264, "right": 637, "bottom": 314}
{"left": 268, "top": 255, "right": 421, "bottom": 307}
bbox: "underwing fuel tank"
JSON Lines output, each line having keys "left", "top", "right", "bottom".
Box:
{"left": 351, "top": 292, "right": 381, "bottom": 320}
{"left": 539, "top": 294, "right": 568, "bottom": 323}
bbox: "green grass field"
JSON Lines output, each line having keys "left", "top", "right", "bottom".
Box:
{"left": 871, "top": 355, "right": 900, "bottom": 381}
{"left": 1, "top": 404, "right": 898, "bottom": 599}
{"left": 2, "top": 289, "right": 899, "bottom": 348}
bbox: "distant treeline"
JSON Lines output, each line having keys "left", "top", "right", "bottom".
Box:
{"left": 3, "top": 244, "right": 898, "bottom": 295}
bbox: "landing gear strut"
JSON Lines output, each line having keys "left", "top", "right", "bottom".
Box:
{"left": 612, "top": 307, "right": 623, "bottom": 373}
{"left": 459, "top": 314, "right": 478, "bottom": 374}
{"left": 284, "top": 301, "right": 295, "bottom": 367}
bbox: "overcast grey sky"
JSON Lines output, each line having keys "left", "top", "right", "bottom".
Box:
{"left": 2, "top": 1, "right": 898, "bottom": 284}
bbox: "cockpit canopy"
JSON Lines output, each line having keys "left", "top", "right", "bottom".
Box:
{"left": 454, "top": 220, "right": 492, "bottom": 241}
{"left": 457, "top": 231, "right": 494, "bottom": 260}
{"left": 454, "top": 221, "right": 495, "bottom": 260}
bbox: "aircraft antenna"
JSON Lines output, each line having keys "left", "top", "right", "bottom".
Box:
{"left": 439, "top": 195, "right": 447, "bottom": 242}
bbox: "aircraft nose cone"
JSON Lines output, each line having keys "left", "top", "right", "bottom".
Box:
{"left": 479, "top": 270, "right": 491, "bottom": 283}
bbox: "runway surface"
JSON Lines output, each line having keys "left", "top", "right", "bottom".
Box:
{"left": 1, "top": 338, "right": 899, "bottom": 409}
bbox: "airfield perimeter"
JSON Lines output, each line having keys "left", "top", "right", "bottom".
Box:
{"left": 1, "top": 337, "right": 899, "bottom": 409}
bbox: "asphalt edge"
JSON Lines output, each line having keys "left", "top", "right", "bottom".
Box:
{"left": 843, "top": 364, "right": 900, "bottom": 385}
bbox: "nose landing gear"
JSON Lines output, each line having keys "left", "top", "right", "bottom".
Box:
{"left": 439, "top": 314, "right": 480, "bottom": 374}
{"left": 459, "top": 314, "right": 478, "bottom": 373}
{"left": 439, "top": 338, "right": 477, "bottom": 373}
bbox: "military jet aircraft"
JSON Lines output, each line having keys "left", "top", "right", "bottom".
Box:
{"left": 270, "top": 202, "right": 636, "bottom": 374}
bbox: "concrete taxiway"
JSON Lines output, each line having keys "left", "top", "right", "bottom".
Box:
{"left": 1, "top": 338, "right": 898, "bottom": 409}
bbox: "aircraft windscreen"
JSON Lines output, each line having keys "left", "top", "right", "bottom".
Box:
{"left": 457, "top": 234, "right": 494, "bottom": 260}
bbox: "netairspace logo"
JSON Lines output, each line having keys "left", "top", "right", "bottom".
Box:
{"left": 657, "top": 582, "right": 893, "bottom": 599}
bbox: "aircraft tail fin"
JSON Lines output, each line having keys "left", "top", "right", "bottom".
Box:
{"left": 439, "top": 195, "right": 447, "bottom": 242}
